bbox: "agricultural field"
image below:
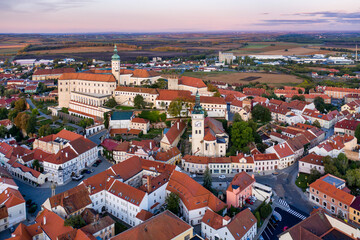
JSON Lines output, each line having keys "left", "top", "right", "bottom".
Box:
{"left": 183, "top": 71, "right": 303, "bottom": 86}
{"left": 230, "top": 42, "right": 331, "bottom": 56}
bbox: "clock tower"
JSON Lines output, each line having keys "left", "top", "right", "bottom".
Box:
{"left": 111, "top": 45, "right": 121, "bottom": 85}
{"left": 191, "top": 91, "right": 204, "bottom": 155}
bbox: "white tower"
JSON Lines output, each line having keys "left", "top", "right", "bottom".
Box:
{"left": 191, "top": 91, "right": 204, "bottom": 155}
{"left": 111, "top": 45, "right": 121, "bottom": 85}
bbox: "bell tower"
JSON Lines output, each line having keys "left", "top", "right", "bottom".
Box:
{"left": 111, "top": 45, "right": 121, "bottom": 85}
{"left": 191, "top": 91, "right": 204, "bottom": 155}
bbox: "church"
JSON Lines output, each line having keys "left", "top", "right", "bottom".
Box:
{"left": 191, "top": 91, "right": 229, "bottom": 157}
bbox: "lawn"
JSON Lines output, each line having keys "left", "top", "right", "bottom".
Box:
{"left": 37, "top": 119, "right": 52, "bottom": 126}
{"left": 139, "top": 128, "right": 163, "bottom": 139}
{"left": 295, "top": 173, "right": 310, "bottom": 192}
{"left": 115, "top": 222, "right": 128, "bottom": 235}
{"left": 115, "top": 105, "right": 134, "bottom": 110}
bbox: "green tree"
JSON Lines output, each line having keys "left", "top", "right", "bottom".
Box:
{"left": 165, "top": 192, "right": 180, "bottom": 215}
{"left": 64, "top": 215, "right": 86, "bottom": 229}
{"left": 134, "top": 95, "right": 146, "bottom": 109}
{"left": 233, "top": 113, "right": 242, "bottom": 122}
{"left": 312, "top": 120, "right": 321, "bottom": 128}
{"left": 308, "top": 168, "right": 322, "bottom": 184}
{"left": 255, "top": 211, "right": 261, "bottom": 228}
{"left": 14, "top": 112, "right": 30, "bottom": 132}
{"left": 203, "top": 167, "right": 213, "bottom": 192}
{"left": 26, "top": 115, "right": 37, "bottom": 135}
{"left": 0, "top": 108, "right": 9, "bottom": 120}
{"left": 355, "top": 124, "right": 360, "bottom": 144}
{"left": 231, "top": 121, "right": 254, "bottom": 150}
{"left": 8, "top": 109, "right": 19, "bottom": 121}
{"left": 14, "top": 99, "right": 26, "bottom": 112}
{"left": 39, "top": 124, "right": 52, "bottom": 137}
{"left": 32, "top": 159, "right": 41, "bottom": 171}
{"left": 168, "top": 99, "right": 184, "bottom": 117}
{"left": 37, "top": 82, "right": 47, "bottom": 93}
{"left": 52, "top": 115, "right": 59, "bottom": 125}
{"left": 291, "top": 95, "right": 305, "bottom": 101}
{"left": 104, "top": 112, "right": 110, "bottom": 129}
{"left": 260, "top": 204, "right": 272, "bottom": 219}
{"left": 251, "top": 104, "right": 271, "bottom": 122}
{"left": 104, "top": 97, "right": 117, "bottom": 108}
{"left": 346, "top": 169, "right": 360, "bottom": 188}
{"left": 32, "top": 108, "right": 39, "bottom": 116}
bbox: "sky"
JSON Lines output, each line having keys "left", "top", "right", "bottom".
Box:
{"left": 0, "top": 0, "right": 360, "bottom": 33}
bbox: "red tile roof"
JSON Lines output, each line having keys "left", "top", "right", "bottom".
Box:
{"left": 179, "top": 76, "right": 206, "bottom": 88}
{"left": 156, "top": 89, "right": 192, "bottom": 101}
{"left": 132, "top": 69, "right": 160, "bottom": 78}
{"left": 131, "top": 117, "right": 149, "bottom": 124}
{"left": 33, "top": 68, "right": 75, "bottom": 76}
{"left": 273, "top": 143, "right": 294, "bottom": 158}
{"left": 310, "top": 174, "right": 355, "bottom": 206}
{"left": 0, "top": 188, "right": 25, "bottom": 208}
{"left": 35, "top": 209, "right": 73, "bottom": 240}
{"left": 112, "top": 211, "right": 192, "bottom": 240}
{"left": 166, "top": 171, "right": 226, "bottom": 211}
{"left": 227, "top": 172, "right": 255, "bottom": 192}
{"left": 59, "top": 73, "right": 116, "bottom": 82}
{"left": 299, "top": 153, "right": 324, "bottom": 166}
{"left": 164, "top": 119, "right": 186, "bottom": 145}
{"left": 114, "top": 86, "right": 158, "bottom": 95}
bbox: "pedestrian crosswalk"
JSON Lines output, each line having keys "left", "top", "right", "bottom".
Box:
{"left": 277, "top": 198, "right": 290, "bottom": 209}
{"left": 287, "top": 208, "right": 307, "bottom": 220}
{"left": 276, "top": 198, "right": 307, "bottom": 220}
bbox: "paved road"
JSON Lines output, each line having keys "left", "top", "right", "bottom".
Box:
{"left": 88, "top": 129, "right": 108, "bottom": 145}
{"left": 15, "top": 156, "right": 112, "bottom": 218}
{"left": 26, "top": 98, "right": 50, "bottom": 119}
{"left": 256, "top": 162, "right": 313, "bottom": 214}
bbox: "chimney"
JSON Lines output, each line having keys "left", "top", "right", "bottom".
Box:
{"left": 147, "top": 175, "right": 151, "bottom": 192}
{"left": 43, "top": 216, "right": 46, "bottom": 225}
{"left": 177, "top": 121, "right": 179, "bottom": 130}
{"left": 64, "top": 191, "right": 68, "bottom": 198}
{"left": 65, "top": 152, "right": 68, "bottom": 158}
{"left": 150, "top": 141, "right": 152, "bottom": 149}
{"left": 95, "top": 214, "right": 99, "bottom": 223}
{"left": 251, "top": 174, "right": 255, "bottom": 179}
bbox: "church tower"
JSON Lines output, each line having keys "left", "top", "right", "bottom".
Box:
{"left": 191, "top": 91, "right": 204, "bottom": 155}
{"left": 111, "top": 45, "right": 121, "bottom": 85}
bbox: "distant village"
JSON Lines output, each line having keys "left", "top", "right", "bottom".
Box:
{"left": 0, "top": 46, "right": 359, "bottom": 240}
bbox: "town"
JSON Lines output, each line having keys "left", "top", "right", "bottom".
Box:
{"left": 0, "top": 39, "right": 359, "bottom": 240}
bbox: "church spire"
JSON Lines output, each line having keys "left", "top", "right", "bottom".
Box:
{"left": 112, "top": 44, "right": 120, "bottom": 61}
{"left": 192, "top": 90, "right": 204, "bottom": 114}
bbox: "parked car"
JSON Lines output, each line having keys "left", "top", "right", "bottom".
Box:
{"left": 72, "top": 175, "right": 84, "bottom": 181}
{"left": 191, "top": 174, "right": 197, "bottom": 178}
{"left": 245, "top": 198, "right": 254, "bottom": 205}
{"left": 272, "top": 172, "right": 279, "bottom": 175}
{"left": 283, "top": 226, "right": 289, "bottom": 232}
{"left": 218, "top": 175, "right": 226, "bottom": 179}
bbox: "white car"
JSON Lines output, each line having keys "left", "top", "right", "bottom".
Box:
{"left": 72, "top": 175, "right": 84, "bottom": 181}
{"left": 218, "top": 175, "right": 226, "bottom": 179}
{"left": 191, "top": 174, "right": 197, "bottom": 178}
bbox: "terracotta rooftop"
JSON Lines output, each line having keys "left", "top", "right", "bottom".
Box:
{"left": 59, "top": 72, "right": 116, "bottom": 82}
{"left": 166, "top": 171, "right": 226, "bottom": 211}
{"left": 179, "top": 76, "right": 206, "bottom": 88}
{"left": 112, "top": 210, "right": 192, "bottom": 240}
{"left": 227, "top": 172, "right": 255, "bottom": 193}
{"left": 114, "top": 86, "right": 158, "bottom": 94}
{"left": 33, "top": 68, "right": 75, "bottom": 76}
{"left": 310, "top": 174, "right": 355, "bottom": 206}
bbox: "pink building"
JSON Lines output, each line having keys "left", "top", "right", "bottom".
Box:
{"left": 226, "top": 172, "right": 255, "bottom": 208}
